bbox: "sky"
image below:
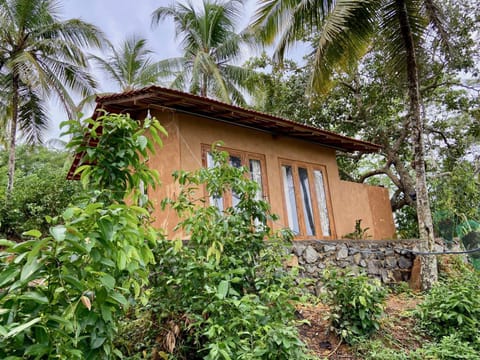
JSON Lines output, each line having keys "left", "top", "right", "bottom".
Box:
{"left": 46, "top": 0, "right": 258, "bottom": 141}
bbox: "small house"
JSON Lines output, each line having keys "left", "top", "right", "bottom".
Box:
{"left": 68, "top": 86, "right": 395, "bottom": 240}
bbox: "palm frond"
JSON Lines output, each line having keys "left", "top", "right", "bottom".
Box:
{"left": 17, "top": 85, "right": 48, "bottom": 144}
{"left": 153, "top": 0, "right": 252, "bottom": 102}
{"left": 310, "top": 0, "right": 381, "bottom": 93}
{"left": 380, "top": 0, "right": 427, "bottom": 77}
{"left": 421, "top": 0, "right": 450, "bottom": 56}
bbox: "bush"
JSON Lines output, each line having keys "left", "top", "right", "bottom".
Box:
{"left": 421, "top": 333, "right": 480, "bottom": 359}
{"left": 322, "top": 268, "right": 388, "bottom": 344}
{"left": 0, "top": 113, "right": 164, "bottom": 359}
{"left": 0, "top": 146, "right": 83, "bottom": 238}
{"left": 118, "top": 149, "right": 312, "bottom": 359}
{"left": 415, "top": 270, "right": 480, "bottom": 345}
{"left": 354, "top": 340, "right": 422, "bottom": 360}
{"left": 356, "top": 335, "right": 479, "bottom": 360}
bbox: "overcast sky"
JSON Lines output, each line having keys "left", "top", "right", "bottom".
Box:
{"left": 47, "top": 0, "right": 257, "bottom": 140}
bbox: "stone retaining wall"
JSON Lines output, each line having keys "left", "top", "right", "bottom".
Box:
{"left": 290, "top": 239, "right": 457, "bottom": 286}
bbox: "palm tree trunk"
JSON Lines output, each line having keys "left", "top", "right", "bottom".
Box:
{"left": 396, "top": 0, "right": 438, "bottom": 290}
{"left": 6, "top": 75, "right": 19, "bottom": 198}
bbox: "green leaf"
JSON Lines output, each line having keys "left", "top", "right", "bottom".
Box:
{"left": 0, "top": 239, "right": 16, "bottom": 248}
{"left": 47, "top": 315, "right": 74, "bottom": 331}
{"left": 217, "top": 280, "right": 229, "bottom": 299}
{"left": 22, "top": 229, "right": 42, "bottom": 238}
{"left": 62, "top": 207, "right": 75, "bottom": 220}
{"left": 50, "top": 225, "right": 67, "bottom": 242}
{"left": 0, "top": 308, "right": 10, "bottom": 315}
{"left": 98, "top": 218, "right": 114, "bottom": 241}
{"left": 6, "top": 317, "right": 42, "bottom": 338}
{"left": 19, "top": 291, "right": 49, "bottom": 304}
{"left": 117, "top": 250, "right": 127, "bottom": 270}
{"left": 101, "top": 304, "right": 113, "bottom": 323}
{"left": 20, "top": 259, "right": 43, "bottom": 282}
{"left": 62, "top": 275, "right": 84, "bottom": 291}
{"left": 91, "top": 336, "right": 106, "bottom": 349}
{"left": 100, "top": 274, "right": 116, "bottom": 290}
{"left": 108, "top": 292, "right": 128, "bottom": 306}
{"left": 136, "top": 135, "right": 148, "bottom": 150}
{"left": 27, "top": 238, "right": 49, "bottom": 263}
{"left": 24, "top": 343, "right": 50, "bottom": 357}
{"left": 0, "top": 325, "right": 7, "bottom": 337}
{"left": 0, "top": 267, "right": 20, "bottom": 287}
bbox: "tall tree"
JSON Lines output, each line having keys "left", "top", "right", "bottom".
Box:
{"left": 0, "top": 0, "right": 103, "bottom": 195}
{"left": 151, "top": 0, "right": 255, "bottom": 106}
{"left": 252, "top": 0, "right": 454, "bottom": 289}
{"left": 90, "top": 35, "right": 165, "bottom": 92}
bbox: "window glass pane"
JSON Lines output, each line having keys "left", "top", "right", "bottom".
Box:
{"left": 229, "top": 155, "right": 242, "bottom": 168}
{"left": 314, "top": 170, "right": 331, "bottom": 236}
{"left": 298, "top": 167, "right": 315, "bottom": 236}
{"left": 207, "top": 152, "right": 224, "bottom": 211}
{"left": 229, "top": 155, "right": 242, "bottom": 207}
{"left": 249, "top": 159, "right": 263, "bottom": 201}
{"left": 282, "top": 165, "right": 299, "bottom": 234}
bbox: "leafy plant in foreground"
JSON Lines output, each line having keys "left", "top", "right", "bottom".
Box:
{"left": 415, "top": 270, "right": 480, "bottom": 346}
{"left": 120, "top": 149, "right": 312, "bottom": 359}
{"left": 322, "top": 268, "right": 388, "bottom": 344}
{"left": 0, "top": 113, "right": 165, "bottom": 359}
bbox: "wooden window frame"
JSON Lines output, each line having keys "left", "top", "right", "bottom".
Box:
{"left": 201, "top": 144, "right": 269, "bottom": 208}
{"left": 279, "top": 158, "right": 336, "bottom": 240}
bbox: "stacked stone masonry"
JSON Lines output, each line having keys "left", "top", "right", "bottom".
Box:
{"left": 290, "top": 239, "right": 457, "bottom": 288}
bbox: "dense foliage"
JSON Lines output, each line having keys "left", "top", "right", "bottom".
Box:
{"left": 322, "top": 268, "right": 388, "bottom": 344}
{"left": 119, "top": 149, "right": 311, "bottom": 359}
{"left": 416, "top": 270, "right": 480, "bottom": 348}
{"left": 0, "top": 146, "right": 83, "bottom": 238}
{"left": 0, "top": 113, "right": 164, "bottom": 359}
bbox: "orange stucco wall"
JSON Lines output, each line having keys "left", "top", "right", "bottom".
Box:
{"left": 146, "top": 110, "right": 396, "bottom": 240}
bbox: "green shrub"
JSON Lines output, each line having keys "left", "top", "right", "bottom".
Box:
{"left": 118, "top": 149, "right": 312, "bottom": 359}
{"left": 354, "top": 340, "right": 422, "bottom": 360}
{"left": 0, "top": 146, "right": 84, "bottom": 238}
{"left": 421, "top": 333, "right": 480, "bottom": 359}
{"left": 322, "top": 268, "right": 388, "bottom": 344}
{"left": 356, "top": 334, "right": 480, "bottom": 360}
{"left": 415, "top": 271, "right": 480, "bottom": 345}
{"left": 0, "top": 113, "right": 164, "bottom": 359}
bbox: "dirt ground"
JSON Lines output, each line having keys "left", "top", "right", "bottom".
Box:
{"left": 297, "top": 294, "right": 422, "bottom": 359}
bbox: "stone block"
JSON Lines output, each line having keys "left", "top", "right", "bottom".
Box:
{"left": 353, "top": 253, "right": 362, "bottom": 265}
{"left": 398, "top": 256, "right": 413, "bottom": 269}
{"left": 293, "top": 244, "right": 307, "bottom": 257}
{"left": 324, "top": 244, "right": 337, "bottom": 252}
{"left": 336, "top": 245, "right": 349, "bottom": 260}
{"left": 349, "top": 248, "right": 360, "bottom": 255}
{"left": 305, "top": 264, "right": 318, "bottom": 274}
{"left": 385, "top": 257, "right": 398, "bottom": 268}
{"left": 380, "top": 269, "right": 393, "bottom": 283}
{"left": 384, "top": 249, "right": 395, "bottom": 256}
{"left": 304, "top": 245, "right": 320, "bottom": 263}
{"left": 367, "top": 260, "right": 381, "bottom": 275}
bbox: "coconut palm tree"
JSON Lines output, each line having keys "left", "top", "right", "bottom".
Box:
{"left": 252, "top": 0, "right": 448, "bottom": 289}
{"left": 0, "top": 0, "right": 104, "bottom": 196}
{"left": 151, "top": 0, "right": 255, "bottom": 106}
{"left": 90, "top": 35, "right": 166, "bottom": 92}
